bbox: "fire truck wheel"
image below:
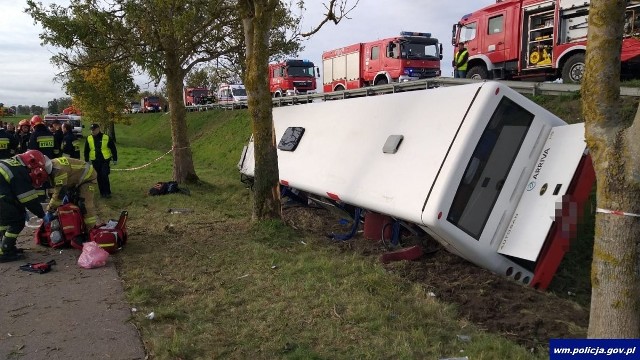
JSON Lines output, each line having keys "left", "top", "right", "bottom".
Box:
{"left": 466, "top": 65, "right": 488, "bottom": 79}
{"left": 561, "top": 53, "right": 585, "bottom": 84}
{"left": 334, "top": 84, "right": 346, "bottom": 92}
{"left": 375, "top": 77, "right": 388, "bottom": 86}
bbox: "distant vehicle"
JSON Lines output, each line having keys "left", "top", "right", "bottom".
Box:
{"left": 44, "top": 114, "right": 83, "bottom": 137}
{"left": 269, "top": 59, "right": 318, "bottom": 97}
{"left": 141, "top": 96, "right": 162, "bottom": 113}
{"left": 130, "top": 102, "right": 141, "bottom": 114}
{"left": 322, "top": 31, "right": 443, "bottom": 92}
{"left": 452, "top": 0, "right": 640, "bottom": 83}
{"left": 217, "top": 84, "right": 247, "bottom": 108}
{"left": 62, "top": 105, "right": 81, "bottom": 115}
{"left": 184, "top": 87, "right": 210, "bottom": 106}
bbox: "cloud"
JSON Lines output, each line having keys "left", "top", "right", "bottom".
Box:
{"left": 0, "top": 0, "right": 495, "bottom": 107}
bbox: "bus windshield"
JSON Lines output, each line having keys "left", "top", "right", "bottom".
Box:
{"left": 447, "top": 97, "right": 534, "bottom": 239}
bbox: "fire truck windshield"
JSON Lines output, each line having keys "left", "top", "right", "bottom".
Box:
{"left": 286, "top": 65, "right": 315, "bottom": 77}
{"left": 400, "top": 42, "right": 440, "bottom": 60}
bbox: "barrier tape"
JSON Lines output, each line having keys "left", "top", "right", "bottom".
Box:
{"left": 596, "top": 208, "right": 640, "bottom": 218}
{"left": 111, "top": 146, "right": 189, "bottom": 172}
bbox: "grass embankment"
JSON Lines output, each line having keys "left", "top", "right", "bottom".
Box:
{"left": 106, "top": 110, "right": 544, "bottom": 359}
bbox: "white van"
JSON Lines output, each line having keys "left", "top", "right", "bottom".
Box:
{"left": 217, "top": 84, "right": 248, "bottom": 109}
{"left": 44, "top": 114, "right": 83, "bottom": 137}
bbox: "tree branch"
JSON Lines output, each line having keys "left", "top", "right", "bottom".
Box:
{"left": 300, "top": 0, "right": 359, "bottom": 37}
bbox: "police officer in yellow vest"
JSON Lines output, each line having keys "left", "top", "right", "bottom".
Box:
{"left": 84, "top": 124, "right": 117, "bottom": 198}
{"left": 454, "top": 42, "right": 469, "bottom": 79}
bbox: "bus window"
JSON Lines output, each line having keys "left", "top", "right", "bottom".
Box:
{"left": 447, "top": 97, "right": 534, "bottom": 239}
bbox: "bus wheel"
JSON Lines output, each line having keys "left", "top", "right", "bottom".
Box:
{"left": 561, "top": 53, "right": 585, "bottom": 84}
{"left": 466, "top": 66, "right": 488, "bottom": 79}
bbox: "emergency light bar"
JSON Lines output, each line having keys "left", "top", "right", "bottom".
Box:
{"left": 400, "top": 31, "right": 431, "bottom": 38}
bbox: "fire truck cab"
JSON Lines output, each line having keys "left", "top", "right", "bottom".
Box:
{"left": 452, "top": 0, "right": 640, "bottom": 83}
{"left": 269, "top": 59, "right": 318, "bottom": 97}
{"left": 184, "top": 87, "right": 210, "bottom": 106}
{"left": 322, "top": 31, "right": 443, "bottom": 92}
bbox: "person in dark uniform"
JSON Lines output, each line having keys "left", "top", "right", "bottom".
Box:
{"left": 16, "top": 119, "right": 31, "bottom": 154}
{"left": 27, "top": 115, "right": 56, "bottom": 159}
{"left": 84, "top": 123, "right": 117, "bottom": 198}
{"left": 51, "top": 120, "right": 64, "bottom": 158}
{"left": 0, "top": 150, "right": 49, "bottom": 262}
{"left": 0, "top": 126, "right": 18, "bottom": 159}
{"left": 61, "top": 123, "right": 81, "bottom": 159}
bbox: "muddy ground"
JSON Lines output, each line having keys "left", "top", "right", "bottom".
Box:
{"left": 283, "top": 204, "right": 589, "bottom": 351}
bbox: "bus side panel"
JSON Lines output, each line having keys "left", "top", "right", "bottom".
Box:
{"left": 273, "top": 84, "right": 485, "bottom": 225}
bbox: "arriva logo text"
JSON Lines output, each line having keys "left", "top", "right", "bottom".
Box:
{"left": 532, "top": 148, "right": 550, "bottom": 180}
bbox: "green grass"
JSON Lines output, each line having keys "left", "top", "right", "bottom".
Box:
{"left": 105, "top": 109, "right": 546, "bottom": 359}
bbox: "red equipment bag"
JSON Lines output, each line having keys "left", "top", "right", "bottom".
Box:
{"left": 34, "top": 203, "right": 87, "bottom": 249}
{"left": 89, "top": 211, "right": 128, "bottom": 254}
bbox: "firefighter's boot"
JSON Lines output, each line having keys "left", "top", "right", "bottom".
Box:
{"left": 0, "top": 235, "right": 25, "bottom": 263}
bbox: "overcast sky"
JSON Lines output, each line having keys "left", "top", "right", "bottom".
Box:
{"left": 0, "top": 0, "right": 494, "bottom": 108}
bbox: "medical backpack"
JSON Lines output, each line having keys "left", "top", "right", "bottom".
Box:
{"left": 89, "top": 211, "right": 129, "bottom": 253}
{"left": 34, "top": 203, "right": 87, "bottom": 249}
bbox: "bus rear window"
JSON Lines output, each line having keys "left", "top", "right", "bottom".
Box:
{"left": 447, "top": 97, "right": 534, "bottom": 239}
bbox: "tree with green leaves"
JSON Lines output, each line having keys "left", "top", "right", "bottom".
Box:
{"left": 238, "top": 0, "right": 357, "bottom": 220}
{"left": 582, "top": 0, "right": 640, "bottom": 337}
{"left": 64, "top": 61, "right": 139, "bottom": 134}
{"left": 27, "top": 0, "right": 304, "bottom": 184}
{"left": 48, "top": 97, "right": 73, "bottom": 115}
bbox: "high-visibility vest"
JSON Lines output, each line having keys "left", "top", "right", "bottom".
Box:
{"left": 87, "top": 134, "right": 112, "bottom": 160}
{"left": 455, "top": 49, "right": 469, "bottom": 71}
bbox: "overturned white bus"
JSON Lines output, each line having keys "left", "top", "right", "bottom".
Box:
{"left": 238, "top": 81, "right": 595, "bottom": 290}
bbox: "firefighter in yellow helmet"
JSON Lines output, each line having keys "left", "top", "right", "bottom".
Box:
{"left": 43, "top": 157, "right": 99, "bottom": 229}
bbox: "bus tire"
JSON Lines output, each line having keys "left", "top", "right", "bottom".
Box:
{"left": 561, "top": 53, "right": 585, "bottom": 84}
{"left": 466, "top": 66, "right": 488, "bottom": 79}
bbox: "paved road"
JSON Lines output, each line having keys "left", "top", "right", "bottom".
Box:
{"left": 0, "top": 227, "right": 146, "bottom": 359}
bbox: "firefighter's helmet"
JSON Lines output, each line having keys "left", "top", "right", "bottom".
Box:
{"left": 18, "top": 119, "right": 30, "bottom": 127}
{"left": 17, "top": 150, "right": 52, "bottom": 188}
{"left": 30, "top": 115, "right": 44, "bottom": 127}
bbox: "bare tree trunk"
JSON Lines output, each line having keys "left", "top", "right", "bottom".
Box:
{"left": 583, "top": 0, "right": 640, "bottom": 337}
{"left": 241, "top": 0, "right": 281, "bottom": 221}
{"left": 166, "top": 53, "right": 199, "bottom": 184}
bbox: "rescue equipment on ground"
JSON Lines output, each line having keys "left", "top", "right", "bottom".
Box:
{"left": 89, "top": 211, "right": 128, "bottom": 253}
{"left": 148, "top": 181, "right": 189, "bottom": 196}
{"left": 34, "top": 203, "right": 87, "bottom": 249}
{"left": 19, "top": 260, "right": 57, "bottom": 274}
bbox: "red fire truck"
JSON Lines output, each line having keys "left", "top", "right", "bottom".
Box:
{"left": 452, "top": 0, "right": 640, "bottom": 83}
{"left": 322, "top": 31, "right": 443, "bottom": 92}
{"left": 183, "top": 87, "right": 210, "bottom": 106}
{"left": 141, "top": 96, "right": 162, "bottom": 113}
{"left": 269, "top": 59, "right": 318, "bottom": 97}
